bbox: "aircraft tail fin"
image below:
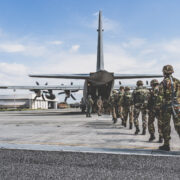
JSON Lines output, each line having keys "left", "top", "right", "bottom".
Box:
{"left": 96, "top": 10, "right": 104, "bottom": 72}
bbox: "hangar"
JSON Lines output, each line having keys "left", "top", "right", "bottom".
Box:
{"left": 0, "top": 94, "right": 58, "bottom": 109}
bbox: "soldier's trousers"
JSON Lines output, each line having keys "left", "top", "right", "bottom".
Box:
{"left": 148, "top": 109, "right": 163, "bottom": 138}
{"left": 123, "top": 106, "right": 133, "bottom": 125}
{"left": 162, "top": 107, "right": 180, "bottom": 145}
{"left": 118, "top": 106, "right": 124, "bottom": 120}
{"left": 97, "top": 106, "right": 102, "bottom": 116}
{"left": 134, "top": 106, "right": 147, "bottom": 129}
{"left": 112, "top": 105, "right": 118, "bottom": 120}
{"left": 86, "top": 105, "right": 92, "bottom": 117}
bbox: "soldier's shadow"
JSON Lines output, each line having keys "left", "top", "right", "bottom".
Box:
{"left": 97, "top": 132, "right": 135, "bottom": 136}
{"left": 104, "top": 139, "right": 149, "bottom": 143}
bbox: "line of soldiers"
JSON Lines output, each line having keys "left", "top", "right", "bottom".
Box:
{"left": 86, "top": 65, "right": 180, "bottom": 151}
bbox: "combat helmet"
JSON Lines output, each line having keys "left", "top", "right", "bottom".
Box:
{"left": 136, "top": 80, "right": 143, "bottom": 86}
{"left": 150, "top": 79, "right": 159, "bottom": 87}
{"left": 162, "top": 65, "right": 174, "bottom": 75}
{"left": 125, "top": 86, "right": 130, "bottom": 91}
{"left": 112, "top": 90, "right": 117, "bottom": 94}
{"left": 119, "top": 86, "right": 124, "bottom": 90}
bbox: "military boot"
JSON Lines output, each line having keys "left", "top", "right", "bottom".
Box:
{"left": 142, "top": 128, "right": 146, "bottom": 135}
{"left": 113, "top": 118, "right": 117, "bottom": 124}
{"left": 135, "top": 127, "right": 140, "bottom": 135}
{"left": 158, "top": 136, "right": 163, "bottom": 143}
{"left": 159, "top": 144, "right": 170, "bottom": 151}
{"left": 121, "top": 120, "right": 125, "bottom": 126}
{"left": 123, "top": 122, "right": 127, "bottom": 127}
{"left": 129, "top": 123, "right": 133, "bottom": 129}
{"left": 149, "top": 134, "right": 155, "bottom": 142}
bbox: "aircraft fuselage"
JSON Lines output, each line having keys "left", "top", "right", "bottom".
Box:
{"left": 83, "top": 70, "right": 114, "bottom": 102}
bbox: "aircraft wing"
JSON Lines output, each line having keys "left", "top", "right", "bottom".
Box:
{"left": 114, "top": 74, "right": 163, "bottom": 79}
{"left": 113, "top": 84, "right": 136, "bottom": 90}
{"left": 0, "top": 85, "right": 84, "bottom": 91}
{"left": 113, "top": 84, "right": 151, "bottom": 90}
{"left": 29, "top": 74, "right": 90, "bottom": 79}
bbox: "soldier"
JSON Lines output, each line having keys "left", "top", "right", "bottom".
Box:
{"left": 118, "top": 86, "right": 125, "bottom": 123}
{"left": 110, "top": 90, "right": 119, "bottom": 123}
{"left": 86, "top": 95, "right": 94, "bottom": 117}
{"left": 159, "top": 65, "right": 180, "bottom": 151}
{"left": 103, "top": 99, "right": 110, "bottom": 114}
{"left": 133, "top": 80, "right": 149, "bottom": 135}
{"left": 148, "top": 79, "right": 163, "bottom": 143}
{"left": 97, "top": 96, "right": 103, "bottom": 116}
{"left": 122, "top": 86, "right": 133, "bottom": 129}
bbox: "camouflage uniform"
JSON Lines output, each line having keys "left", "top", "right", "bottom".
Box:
{"left": 110, "top": 90, "right": 119, "bottom": 123}
{"left": 148, "top": 79, "right": 163, "bottom": 142}
{"left": 103, "top": 99, "right": 111, "bottom": 114}
{"left": 122, "top": 86, "right": 133, "bottom": 129}
{"left": 159, "top": 65, "right": 180, "bottom": 151}
{"left": 133, "top": 80, "right": 149, "bottom": 135}
{"left": 118, "top": 86, "right": 125, "bottom": 122}
{"left": 97, "top": 96, "right": 103, "bottom": 116}
{"left": 86, "top": 95, "right": 94, "bottom": 117}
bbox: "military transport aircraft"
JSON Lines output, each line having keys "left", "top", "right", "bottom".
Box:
{"left": 0, "top": 11, "right": 162, "bottom": 105}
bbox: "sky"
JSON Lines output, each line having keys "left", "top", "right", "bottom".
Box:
{"left": 1, "top": 0, "right": 180, "bottom": 102}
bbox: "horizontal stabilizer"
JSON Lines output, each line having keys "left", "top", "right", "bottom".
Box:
{"left": 114, "top": 74, "right": 163, "bottom": 79}
{"left": 29, "top": 74, "right": 90, "bottom": 79}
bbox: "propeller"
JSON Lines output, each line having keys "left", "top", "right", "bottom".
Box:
{"left": 33, "top": 82, "right": 56, "bottom": 101}
{"left": 58, "top": 89, "right": 76, "bottom": 102}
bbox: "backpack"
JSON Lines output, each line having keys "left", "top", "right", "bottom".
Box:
{"left": 114, "top": 93, "right": 119, "bottom": 103}
{"left": 124, "top": 92, "right": 132, "bottom": 106}
{"left": 134, "top": 87, "right": 149, "bottom": 105}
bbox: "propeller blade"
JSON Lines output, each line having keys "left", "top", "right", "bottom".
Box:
{"left": 64, "top": 96, "right": 68, "bottom": 103}
{"left": 43, "top": 91, "right": 48, "bottom": 93}
{"left": 42, "top": 94, "right": 46, "bottom": 101}
{"left": 33, "top": 96, "right": 37, "bottom": 101}
{"left": 36, "top": 81, "right": 40, "bottom": 86}
{"left": 58, "top": 92, "right": 65, "bottom": 95}
{"left": 71, "top": 94, "right": 76, "bottom": 100}
{"left": 45, "top": 82, "right": 48, "bottom": 86}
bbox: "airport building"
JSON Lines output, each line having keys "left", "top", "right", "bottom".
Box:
{"left": 0, "top": 94, "right": 58, "bottom": 109}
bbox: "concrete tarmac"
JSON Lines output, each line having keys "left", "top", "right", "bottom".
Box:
{"left": 0, "top": 109, "right": 180, "bottom": 179}
{"left": 0, "top": 109, "right": 179, "bottom": 152}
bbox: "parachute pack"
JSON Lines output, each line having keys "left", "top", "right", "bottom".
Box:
{"left": 123, "top": 92, "right": 132, "bottom": 106}
{"left": 134, "top": 87, "right": 149, "bottom": 105}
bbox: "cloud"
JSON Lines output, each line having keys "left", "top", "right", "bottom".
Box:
{"left": 70, "top": 45, "right": 80, "bottom": 52}
{"left": 103, "top": 17, "right": 120, "bottom": 32}
{"left": 0, "top": 62, "right": 28, "bottom": 76}
{"left": 89, "top": 13, "right": 121, "bottom": 33}
{"left": 49, "top": 41, "right": 63, "bottom": 45}
{"left": 0, "top": 43, "right": 25, "bottom": 53}
{"left": 24, "top": 44, "right": 47, "bottom": 57}
{"left": 122, "top": 38, "right": 146, "bottom": 48}
{"left": 162, "top": 39, "right": 180, "bottom": 54}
